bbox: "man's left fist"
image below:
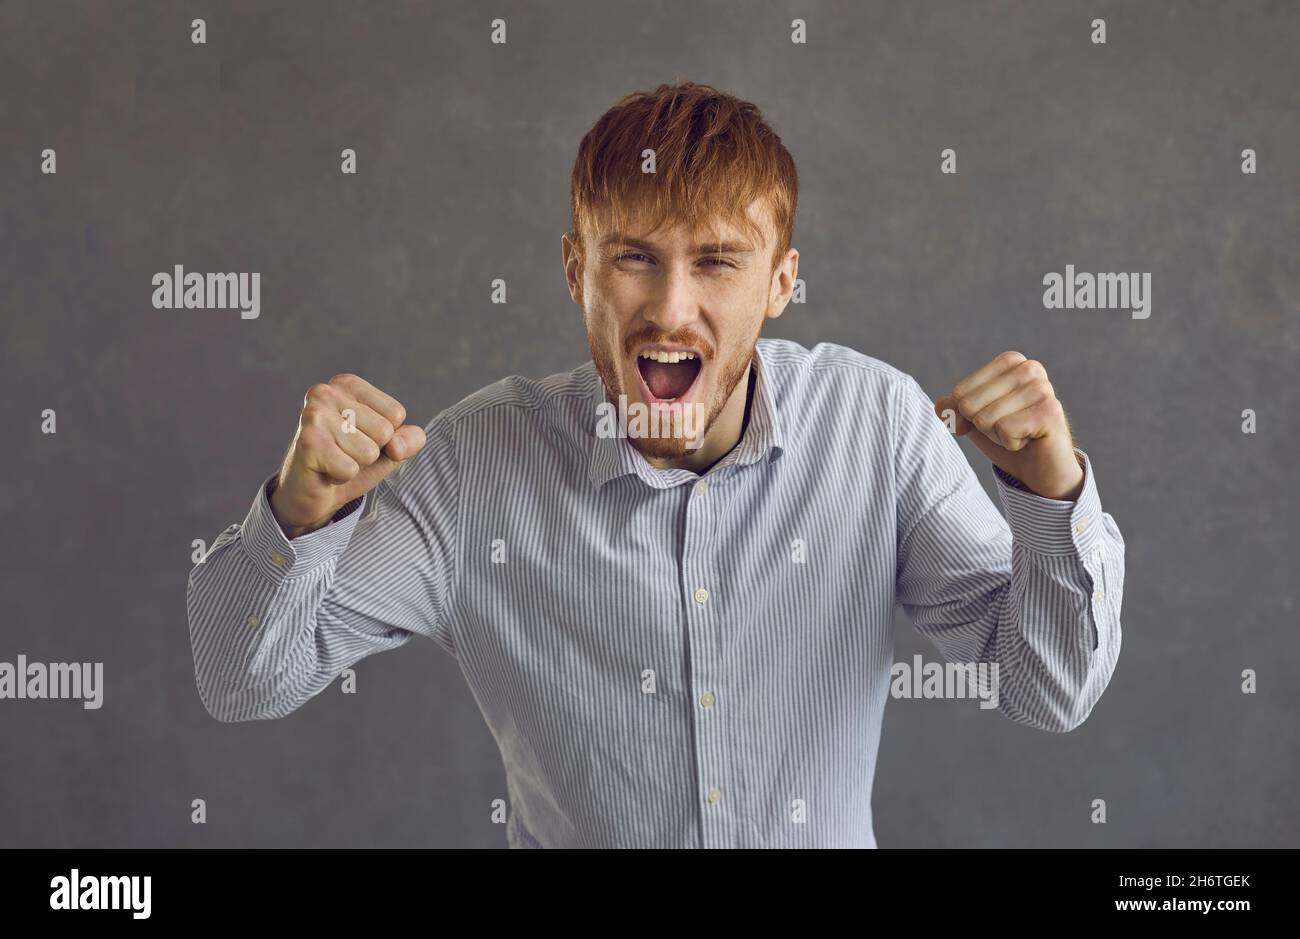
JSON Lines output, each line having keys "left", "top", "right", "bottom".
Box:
{"left": 934, "top": 351, "right": 1085, "bottom": 501}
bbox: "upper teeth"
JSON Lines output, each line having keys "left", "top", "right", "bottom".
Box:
{"left": 639, "top": 350, "right": 697, "bottom": 363}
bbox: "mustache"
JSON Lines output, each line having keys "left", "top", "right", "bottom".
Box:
{"left": 622, "top": 326, "right": 715, "bottom": 359}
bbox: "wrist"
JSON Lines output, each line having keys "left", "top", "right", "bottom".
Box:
{"left": 267, "top": 477, "right": 331, "bottom": 539}
{"left": 1026, "top": 451, "right": 1085, "bottom": 501}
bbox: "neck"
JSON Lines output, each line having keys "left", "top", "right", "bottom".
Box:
{"left": 646, "top": 361, "right": 756, "bottom": 474}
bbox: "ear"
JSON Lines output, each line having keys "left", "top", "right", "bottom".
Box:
{"left": 561, "top": 231, "right": 584, "bottom": 305}
{"left": 765, "top": 247, "right": 799, "bottom": 320}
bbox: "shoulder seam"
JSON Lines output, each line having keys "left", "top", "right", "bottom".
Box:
{"left": 442, "top": 382, "right": 592, "bottom": 426}
{"left": 807, "top": 357, "right": 907, "bottom": 380}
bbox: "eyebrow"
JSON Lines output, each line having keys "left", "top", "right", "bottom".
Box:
{"left": 598, "top": 233, "right": 755, "bottom": 255}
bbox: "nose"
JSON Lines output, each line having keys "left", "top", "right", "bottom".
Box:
{"left": 643, "top": 264, "right": 700, "bottom": 335}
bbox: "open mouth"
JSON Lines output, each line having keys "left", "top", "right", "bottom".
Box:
{"left": 635, "top": 349, "right": 703, "bottom": 402}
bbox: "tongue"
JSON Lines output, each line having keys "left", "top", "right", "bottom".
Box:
{"left": 641, "top": 359, "right": 699, "bottom": 400}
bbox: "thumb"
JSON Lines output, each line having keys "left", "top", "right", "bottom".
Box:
{"left": 933, "top": 393, "right": 1009, "bottom": 464}
{"left": 933, "top": 394, "right": 973, "bottom": 437}
{"left": 381, "top": 423, "right": 427, "bottom": 463}
{"left": 340, "top": 424, "right": 427, "bottom": 504}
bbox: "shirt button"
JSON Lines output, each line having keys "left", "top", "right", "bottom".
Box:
{"left": 270, "top": 550, "right": 288, "bottom": 566}
{"left": 693, "top": 587, "right": 710, "bottom": 605}
{"left": 1075, "top": 515, "right": 1091, "bottom": 533}
{"left": 1094, "top": 589, "right": 1105, "bottom": 603}
{"left": 706, "top": 788, "right": 722, "bottom": 804}
{"left": 699, "top": 691, "right": 716, "bottom": 708}
{"left": 694, "top": 480, "right": 709, "bottom": 495}
{"left": 246, "top": 614, "right": 260, "bottom": 628}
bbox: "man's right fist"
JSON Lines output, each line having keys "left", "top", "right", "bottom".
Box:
{"left": 269, "top": 373, "right": 427, "bottom": 538}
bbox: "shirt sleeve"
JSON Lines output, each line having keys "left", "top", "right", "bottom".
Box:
{"left": 891, "top": 374, "right": 1124, "bottom": 733}
{"left": 186, "top": 413, "right": 462, "bottom": 722}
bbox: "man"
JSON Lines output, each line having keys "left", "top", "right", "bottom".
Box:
{"left": 188, "top": 81, "right": 1124, "bottom": 848}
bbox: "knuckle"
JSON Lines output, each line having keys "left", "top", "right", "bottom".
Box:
{"left": 392, "top": 402, "right": 407, "bottom": 426}
{"left": 297, "top": 425, "right": 327, "bottom": 450}
{"left": 301, "top": 403, "right": 330, "bottom": 426}
{"left": 329, "top": 372, "right": 358, "bottom": 387}
{"left": 305, "top": 382, "right": 333, "bottom": 403}
{"left": 1017, "top": 358, "right": 1045, "bottom": 379}
{"left": 999, "top": 350, "right": 1027, "bottom": 366}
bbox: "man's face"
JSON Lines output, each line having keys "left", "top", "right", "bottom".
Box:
{"left": 563, "top": 199, "right": 798, "bottom": 460}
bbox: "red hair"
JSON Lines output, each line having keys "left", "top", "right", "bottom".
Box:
{"left": 569, "top": 81, "right": 798, "bottom": 274}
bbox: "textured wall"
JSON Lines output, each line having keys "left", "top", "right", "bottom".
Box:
{"left": 0, "top": 0, "right": 1295, "bottom": 847}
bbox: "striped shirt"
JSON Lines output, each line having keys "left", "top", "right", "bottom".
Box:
{"left": 187, "top": 338, "right": 1124, "bottom": 848}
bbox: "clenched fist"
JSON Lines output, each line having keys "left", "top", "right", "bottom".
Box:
{"left": 934, "top": 351, "right": 1085, "bottom": 501}
{"left": 270, "top": 373, "right": 427, "bottom": 538}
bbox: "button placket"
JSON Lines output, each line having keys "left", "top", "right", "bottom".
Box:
{"left": 682, "top": 476, "right": 729, "bottom": 846}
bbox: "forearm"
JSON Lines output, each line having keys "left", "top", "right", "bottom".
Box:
{"left": 186, "top": 474, "right": 396, "bottom": 722}
{"left": 983, "top": 449, "right": 1125, "bottom": 731}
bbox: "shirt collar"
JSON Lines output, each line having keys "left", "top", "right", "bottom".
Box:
{"left": 587, "top": 340, "right": 785, "bottom": 490}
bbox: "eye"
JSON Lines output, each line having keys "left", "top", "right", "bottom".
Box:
{"left": 614, "top": 252, "right": 653, "bottom": 264}
{"left": 701, "top": 257, "right": 737, "bottom": 268}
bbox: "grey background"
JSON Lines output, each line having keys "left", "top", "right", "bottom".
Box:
{"left": 0, "top": 0, "right": 1295, "bottom": 848}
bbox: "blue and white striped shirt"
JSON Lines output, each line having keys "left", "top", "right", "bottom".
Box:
{"left": 187, "top": 338, "right": 1124, "bottom": 848}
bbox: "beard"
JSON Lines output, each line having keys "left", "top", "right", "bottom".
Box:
{"left": 587, "top": 321, "right": 760, "bottom": 460}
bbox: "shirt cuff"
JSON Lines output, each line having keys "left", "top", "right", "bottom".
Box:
{"left": 992, "top": 448, "right": 1105, "bottom": 556}
{"left": 237, "top": 473, "right": 367, "bottom": 580}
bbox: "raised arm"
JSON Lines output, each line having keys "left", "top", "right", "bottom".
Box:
{"left": 892, "top": 361, "right": 1124, "bottom": 733}
{"left": 187, "top": 374, "right": 461, "bottom": 722}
